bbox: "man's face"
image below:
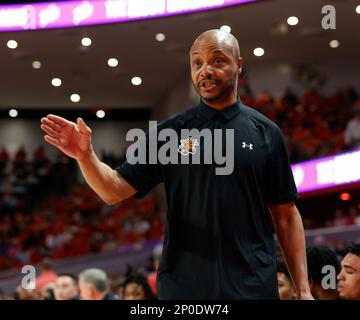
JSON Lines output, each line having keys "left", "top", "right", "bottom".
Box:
{"left": 55, "top": 276, "right": 78, "bottom": 300}
{"left": 190, "top": 39, "right": 241, "bottom": 104}
{"left": 337, "top": 253, "right": 360, "bottom": 300}
{"left": 123, "top": 283, "right": 146, "bottom": 300}
{"left": 277, "top": 272, "right": 296, "bottom": 300}
{"left": 78, "top": 277, "right": 93, "bottom": 300}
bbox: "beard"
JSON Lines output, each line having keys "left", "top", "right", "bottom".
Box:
{"left": 192, "top": 73, "right": 237, "bottom": 103}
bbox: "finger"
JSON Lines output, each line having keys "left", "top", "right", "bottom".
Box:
{"left": 77, "top": 117, "right": 91, "bottom": 134}
{"left": 41, "top": 117, "right": 63, "bottom": 133}
{"left": 47, "top": 114, "right": 72, "bottom": 127}
{"left": 40, "top": 124, "right": 60, "bottom": 138}
{"left": 44, "top": 135, "right": 61, "bottom": 148}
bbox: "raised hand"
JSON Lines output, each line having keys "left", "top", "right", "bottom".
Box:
{"left": 40, "top": 114, "right": 92, "bottom": 161}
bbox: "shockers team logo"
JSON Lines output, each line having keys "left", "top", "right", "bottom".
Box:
{"left": 178, "top": 137, "right": 199, "bottom": 155}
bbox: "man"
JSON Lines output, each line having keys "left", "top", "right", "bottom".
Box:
{"left": 337, "top": 243, "right": 360, "bottom": 300}
{"left": 277, "top": 259, "right": 296, "bottom": 300}
{"left": 35, "top": 258, "right": 58, "bottom": 291}
{"left": 40, "top": 29, "right": 312, "bottom": 299}
{"left": 54, "top": 273, "right": 80, "bottom": 300}
{"left": 78, "top": 268, "right": 118, "bottom": 300}
{"left": 306, "top": 246, "right": 340, "bottom": 300}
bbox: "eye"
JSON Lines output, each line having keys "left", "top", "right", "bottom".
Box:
{"left": 193, "top": 60, "right": 202, "bottom": 68}
{"left": 215, "top": 58, "right": 224, "bottom": 64}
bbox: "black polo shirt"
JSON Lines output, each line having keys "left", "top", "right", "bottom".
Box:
{"left": 116, "top": 99, "right": 298, "bottom": 299}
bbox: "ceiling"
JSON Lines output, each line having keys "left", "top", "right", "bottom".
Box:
{"left": 0, "top": 0, "right": 359, "bottom": 110}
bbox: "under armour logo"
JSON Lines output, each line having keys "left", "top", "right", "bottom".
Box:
{"left": 242, "top": 142, "right": 253, "bottom": 150}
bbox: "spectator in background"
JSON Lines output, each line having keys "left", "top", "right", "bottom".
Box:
{"left": 79, "top": 268, "right": 118, "bottom": 300}
{"left": 55, "top": 273, "right": 80, "bottom": 300}
{"left": 337, "top": 243, "right": 360, "bottom": 300}
{"left": 306, "top": 246, "right": 340, "bottom": 300}
{"left": 348, "top": 206, "right": 360, "bottom": 226}
{"left": 35, "top": 258, "right": 58, "bottom": 291}
{"left": 332, "top": 209, "right": 350, "bottom": 227}
{"left": 14, "top": 285, "right": 43, "bottom": 300}
{"left": 42, "top": 282, "right": 56, "bottom": 300}
{"left": 123, "top": 272, "right": 156, "bottom": 300}
{"left": 147, "top": 243, "right": 163, "bottom": 295}
{"left": 277, "top": 259, "right": 296, "bottom": 300}
{"left": 344, "top": 107, "right": 360, "bottom": 150}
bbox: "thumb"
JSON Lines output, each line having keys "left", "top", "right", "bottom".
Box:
{"left": 77, "top": 117, "right": 91, "bottom": 134}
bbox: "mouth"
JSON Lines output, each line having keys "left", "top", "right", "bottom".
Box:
{"left": 199, "top": 79, "right": 219, "bottom": 91}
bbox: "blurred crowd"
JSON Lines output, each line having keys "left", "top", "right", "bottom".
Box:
{"left": 0, "top": 146, "right": 164, "bottom": 270}
{"left": 241, "top": 86, "right": 360, "bottom": 163}
{"left": 302, "top": 205, "right": 360, "bottom": 230}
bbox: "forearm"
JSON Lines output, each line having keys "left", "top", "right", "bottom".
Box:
{"left": 272, "top": 204, "right": 311, "bottom": 298}
{"left": 77, "top": 146, "right": 133, "bottom": 204}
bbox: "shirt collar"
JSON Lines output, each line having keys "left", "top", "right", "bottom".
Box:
{"left": 197, "top": 98, "right": 242, "bottom": 121}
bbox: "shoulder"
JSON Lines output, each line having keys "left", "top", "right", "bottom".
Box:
{"left": 240, "top": 104, "right": 281, "bottom": 134}
{"left": 157, "top": 105, "right": 199, "bottom": 130}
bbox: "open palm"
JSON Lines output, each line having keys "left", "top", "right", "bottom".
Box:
{"left": 40, "top": 114, "right": 92, "bottom": 161}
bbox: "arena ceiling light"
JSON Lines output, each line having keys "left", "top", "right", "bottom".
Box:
{"left": 131, "top": 76, "right": 142, "bottom": 86}
{"left": 220, "top": 25, "right": 231, "bottom": 33}
{"left": 51, "top": 78, "right": 62, "bottom": 87}
{"left": 356, "top": 5, "right": 360, "bottom": 14}
{"left": 7, "top": 40, "right": 17, "bottom": 49}
{"left": 96, "top": 110, "right": 106, "bottom": 118}
{"left": 32, "top": 61, "right": 41, "bottom": 69}
{"left": 70, "top": 93, "right": 80, "bottom": 103}
{"left": 9, "top": 109, "right": 18, "bottom": 118}
{"left": 287, "top": 16, "right": 299, "bottom": 26}
{"left": 329, "top": 40, "right": 340, "bottom": 48}
{"left": 81, "top": 37, "right": 92, "bottom": 47}
{"left": 0, "top": 0, "right": 257, "bottom": 32}
{"left": 107, "top": 58, "right": 118, "bottom": 67}
{"left": 155, "top": 33, "right": 166, "bottom": 42}
{"left": 253, "top": 47, "right": 265, "bottom": 57}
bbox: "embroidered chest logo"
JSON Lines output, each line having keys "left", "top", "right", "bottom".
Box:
{"left": 242, "top": 142, "right": 254, "bottom": 150}
{"left": 178, "top": 137, "right": 199, "bottom": 155}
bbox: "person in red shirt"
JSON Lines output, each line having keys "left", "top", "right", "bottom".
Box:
{"left": 35, "top": 258, "right": 58, "bottom": 291}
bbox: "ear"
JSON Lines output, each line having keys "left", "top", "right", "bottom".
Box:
{"left": 89, "top": 285, "right": 97, "bottom": 299}
{"left": 237, "top": 57, "right": 244, "bottom": 74}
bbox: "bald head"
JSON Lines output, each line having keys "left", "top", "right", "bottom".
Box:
{"left": 190, "top": 29, "right": 240, "bottom": 59}
{"left": 189, "top": 29, "right": 243, "bottom": 109}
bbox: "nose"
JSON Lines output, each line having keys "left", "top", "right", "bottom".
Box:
{"left": 337, "top": 269, "right": 344, "bottom": 281}
{"left": 200, "top": 64, "right": 213, "bottom": 78}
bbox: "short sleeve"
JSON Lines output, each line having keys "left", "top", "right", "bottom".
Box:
{"left": 115, "top": 129, "right": 163, "bottom": 199}
{"left": 263, "top": 126, "right": 298, "bottom": 204}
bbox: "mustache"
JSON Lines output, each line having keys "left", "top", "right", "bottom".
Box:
{"left": 198, "top": 78, "right": 221, "bottom": 87}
